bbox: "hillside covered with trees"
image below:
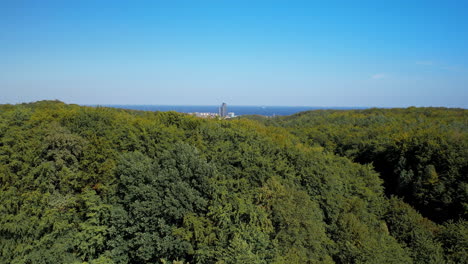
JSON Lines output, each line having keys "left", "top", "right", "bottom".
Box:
{"left": 0, "top": 101, "right": 466, "bottom": 263}
{"left": 245, "top": 108, "right": 467, "bottom": 223}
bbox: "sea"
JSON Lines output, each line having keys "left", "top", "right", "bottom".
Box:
{"left": 99, "top": 105, "right": 368, "bottom": 116}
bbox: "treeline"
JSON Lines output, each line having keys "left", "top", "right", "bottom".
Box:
{"left": 0, "top": 101, "right": 466, "bottom": 263}
{"left": 245, "top": 107, "right": 467, "bottom": 223}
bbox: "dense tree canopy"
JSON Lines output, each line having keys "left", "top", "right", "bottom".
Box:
{"left": 245, "top": 108, "right": 467, "bottom": 223}
{"left": 0, "top": 101, "right": 466, "bottom": 263}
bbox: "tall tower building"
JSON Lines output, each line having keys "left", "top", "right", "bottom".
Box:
{"left": 219, "top": 102, "right": 227, "bottom": 117}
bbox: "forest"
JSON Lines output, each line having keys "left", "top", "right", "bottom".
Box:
{"left": 0, "top": 101, "right": 466, "bottom": 264}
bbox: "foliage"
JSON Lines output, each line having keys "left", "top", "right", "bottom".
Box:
{"left": 246, "top": 107, "right": 468, "bottom": 223}
{"left": 0, "top": 101, "right": 465, "bottom": 263}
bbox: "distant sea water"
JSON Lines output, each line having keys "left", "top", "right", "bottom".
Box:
{"left": 99, "top": 105, "right": 369, "bottom": 116}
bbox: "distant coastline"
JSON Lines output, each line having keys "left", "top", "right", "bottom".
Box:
{"left": 94, "top": 105, "right": 370, "bottom": 116}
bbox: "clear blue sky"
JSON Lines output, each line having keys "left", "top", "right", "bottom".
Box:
{"left": 1, "top": 0, "right": 467, "bottom": 107}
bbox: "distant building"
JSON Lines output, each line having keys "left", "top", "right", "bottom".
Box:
{"left": 219, "top": 102, "right": 227, "bottom": 117}
{"left": 190, "top": 112, "right": 219, "bottom": 118}
{"left": 189, "top": 103, "right": 234, "bottom": 119}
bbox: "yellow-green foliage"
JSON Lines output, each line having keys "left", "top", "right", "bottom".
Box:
{"left": 247, "top": 107, "right": 468, "bottom": 223}
{"left": 0, "top": 101, "right": 465, "bottom": 263}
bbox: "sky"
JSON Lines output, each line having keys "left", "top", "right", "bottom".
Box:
{"left": 1, "top": 0, "right": 467, "bottom": 107}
